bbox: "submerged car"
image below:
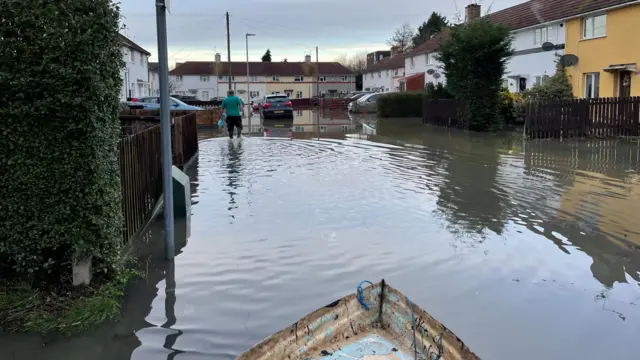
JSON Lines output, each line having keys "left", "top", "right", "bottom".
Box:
{"left": 260, "top": 94, "right": 293, "bottom": 119}
{"left": 135, "top": 96, "right": 203, "bottom": 110}
{"left": 348, "top": 93, "right": 379, "bottom": 113}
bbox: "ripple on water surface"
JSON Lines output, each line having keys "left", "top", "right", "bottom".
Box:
{"left": 6, "top": 124, "right": 638, "bottom": 360}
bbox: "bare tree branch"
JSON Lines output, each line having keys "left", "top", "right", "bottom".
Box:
{"left": 386, "top": 23, "right": 414, "bottom": 53}
{"left": 334, "top": 51, "right": 368, "bottom": 74}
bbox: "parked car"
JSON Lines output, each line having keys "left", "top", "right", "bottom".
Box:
{"left": 349, "top": 93, "right": 379, "bottom": 113}
{"left": 260, "top": 94, "right": 293, "bottom": 119}
{"left": 135, "top": 96, "right": 203, "bottom": 110}
{"left": 170, "top": 94, "right": 199, "bottom": 102}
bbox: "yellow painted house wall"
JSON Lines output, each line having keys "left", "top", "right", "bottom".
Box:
{"left": 564, "top": 4, "right": 640, "bottom": 98}
{"left": 266, "top": 76, "right": 315, "bottom": 98}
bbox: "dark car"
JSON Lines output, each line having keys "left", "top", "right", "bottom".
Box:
{"left": 260, "top": 94, "right": 293, "bottom": 119}
{"left": 171, "top": 94, "right": 199, "bottom": 102}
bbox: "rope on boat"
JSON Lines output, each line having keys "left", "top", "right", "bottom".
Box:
{"left": 356, "top": 280, "right": 374, "bottom": 311}
{"left": 406, "top": 295, "right": 418, "bottom": 360}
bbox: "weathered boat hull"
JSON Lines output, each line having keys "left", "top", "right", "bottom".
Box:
{"left": 238, "top": 280, "right": 480, "bottom": 360}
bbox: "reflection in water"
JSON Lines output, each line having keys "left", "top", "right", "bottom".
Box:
{"left": 4, "top": 118, "right": 640, "bottom": 360}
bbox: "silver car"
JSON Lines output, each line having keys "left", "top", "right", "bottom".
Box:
{"left": 349, "top": 93, "right": 379, "bottom": 113}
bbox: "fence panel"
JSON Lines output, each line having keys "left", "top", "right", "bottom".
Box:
{"left": 118, "top": 125, "right": 163, "bottom": 246}
{"left": 525, "top": 97, "right": 640, "bottom": 139}
{"left": 422, "top": 98, "right": 464, "bottom": 128}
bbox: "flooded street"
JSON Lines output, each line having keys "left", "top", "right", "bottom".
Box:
{"left": 3, "top": 112, "right": 640, "bottom": 359}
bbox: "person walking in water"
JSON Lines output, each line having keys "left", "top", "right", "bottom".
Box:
{"left": 220, "top": 90, "right": 244, "bottom": 138}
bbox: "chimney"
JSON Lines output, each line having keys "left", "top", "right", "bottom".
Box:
{"left": 465, "top": 3, "right": 481, "bottom": 22}
{"left": 390, "top": 46, "right": 400, "bottom": 57}
{"left": 215, "top": 53, "right": 221, "bottom": 64}
{"left": 305, "top": 54, "right": 311, "bottom": 64}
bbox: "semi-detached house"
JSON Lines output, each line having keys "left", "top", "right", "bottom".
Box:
{"left": 169, "top": 56, "right": 355, "bottom": 103}
{"left": 119, "top": 34, "right": 151, "bottom": 101}
{"left": 362, "top": 50, "right": 406, "bottom": 93}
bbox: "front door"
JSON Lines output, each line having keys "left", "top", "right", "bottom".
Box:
{"left": 619, "top": 71, "right": 631, "bottom": 97}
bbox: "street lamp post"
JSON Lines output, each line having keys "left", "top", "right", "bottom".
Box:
{"left": 215, "top": 53, "right": 221, "bottom": 98}
{"left": 246, "top": 33, "right": 255, "bottom": 133}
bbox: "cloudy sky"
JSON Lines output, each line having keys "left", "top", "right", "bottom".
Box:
{"left": 120, "top": 0, "right": 524, "bottom": 65}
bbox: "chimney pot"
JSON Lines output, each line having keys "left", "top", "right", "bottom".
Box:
{"left": 305, "top": 54, "right": 311, "bottom": 64}
{"left": 465, "top": 3, "right": 481, "bottom": 22}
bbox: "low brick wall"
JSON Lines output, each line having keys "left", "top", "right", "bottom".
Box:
{"left": 120, "top": 108, "right": 221, "bottom": 128}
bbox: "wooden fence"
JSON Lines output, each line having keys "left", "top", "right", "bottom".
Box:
{"left": 117, "top": 112, "right": 199, "bottom": 246}
{"left": 118, "top": 125, "right": 162, "bottom": 246}
{"left": 525, "top": 97, "right": 640, "bottom": 139}
{"left": 422, "top": 98, "right": 465, "bottom": 128}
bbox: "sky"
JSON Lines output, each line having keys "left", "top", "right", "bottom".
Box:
{"left": 120, "top": 0, "right": 525, "bottom": 66}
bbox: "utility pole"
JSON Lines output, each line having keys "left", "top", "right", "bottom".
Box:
{"left": 316, "top": 46, "right": 320, "bottom": 100}
{"left": 155, "top": 0, "right": 174, "bottom": 260}
{"left": 226, "top": 12, "right": 232, "bottom": 92}
{"left": 246, "top": 33, "right": 255, "bottom": 133}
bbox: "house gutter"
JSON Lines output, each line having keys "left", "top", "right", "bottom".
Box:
{"left": 511, "top": 0, "right": 640, "bottom": 33}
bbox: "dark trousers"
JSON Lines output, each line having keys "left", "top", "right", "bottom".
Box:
{"left": 226, "top": 116, "right": 242, "bottom": 138}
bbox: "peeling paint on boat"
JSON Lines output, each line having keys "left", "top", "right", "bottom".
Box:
{"left": 238, "top": 280, "right": 480, "bottom": 360}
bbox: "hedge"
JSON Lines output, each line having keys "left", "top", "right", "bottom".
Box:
{"left": 377, "top": 92, "right": 424, "bottom": 118}
{"left": 0, "top": 0, "right": 124, "bottom": 283}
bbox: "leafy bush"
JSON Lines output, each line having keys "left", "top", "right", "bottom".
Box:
{"left": 522, "top": 54, "right": 573, "bottom": 102}
{"left": 377, "top": 92, "right": 423, "bottom": 117}
{"left": 424, "top": 82, "right": 454, "bottom": 100}
{"left": 437, "top": 19, "right": 514, "bottom": 131}
{"left": 0, "top": 0, "right": 124, "bottom": 283}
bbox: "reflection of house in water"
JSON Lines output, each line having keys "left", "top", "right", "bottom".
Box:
{"left": 524, "top": 140, "right": 640, "bottom": 287}
{"left": 291, "top": 109, "right": 355, "bottom": 133}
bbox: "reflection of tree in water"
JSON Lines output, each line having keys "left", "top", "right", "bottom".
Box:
{"left": 435, "top": 141, "right": 509, "bottom": 242}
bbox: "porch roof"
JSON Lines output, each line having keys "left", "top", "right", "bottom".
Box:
{"left": 603, "top": 63, "right": 637, "bottom": 72}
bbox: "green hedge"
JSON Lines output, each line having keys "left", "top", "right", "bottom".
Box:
{"left": 0, "top": 0, "right": 124, "bottom": 283}
{"left": 377, "top": 92, "right": 424, "bottom": 118}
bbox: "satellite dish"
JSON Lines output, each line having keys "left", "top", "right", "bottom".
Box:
{"left": 426, "top": 69, "right": 435, "bottom": 75}
{"left": 560, "top": 54, "right": 579, "bottom": 67}
{"left": 541, "top": 42, "right": 555, "bottom": 51}
{"left": 433, "top": 72, "right": 441, "bottom": 79}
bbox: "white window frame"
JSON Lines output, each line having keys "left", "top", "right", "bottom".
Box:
{"left": 534, "top": 26, "right": 554, "bottom": 46}
{"left": 130, "top": 50, "right": 135, "bottom": 63}
{"left": 249, "top": 76, "right": 257, "bottom": 82}
{"left": 584, "top": 73, "right": 600, "bottom": 98}
{"left": 583, "top": 14, "right": 606, "bottom": 39}
{"left": 370, "top": 73, "right": 374, "bottom": 79}
{"left": 272, "top": 75, "right": 280, "bottom": 82}
{"left": 341, "top": 76, "right": 348, "bottom": 82}
{"left": 294, "top": 75, "right": 304, "bottom": 82}
{"left": 249, "top": 90, "right": 259, "bottom": 98}
{"left": 201, "top": 91, "right": 210, "bottom": 100}
{"left": 410, "top": 57, "right": 415, "bottom": 69}
{"left": 295, "top": 90, "right": 303, "bottom": 99}
{"left": 378, "top": 72, "right": 381, "bottom": 78}
{"left": 200, "top": 75, "right": 210, "bottom": 82}
{"left": 294, "top": 126, "right": 304, "bottom": 132}
{"left": 394, "top": 69, "right": 399, "bottom": 76}
{"left": 318, "top": 76, "right": 327, "bottom": 82}
{"left": 341, "top": 125, "right": 349, "bottom": 133}
{"left": 385, "top": 70, "right": 389, "bottom": 78}
{"left": 319, "top": 125, "right": 327, "bottom": 132}
{"left": 425, "top": 53, "right": 432, "bottom": 65}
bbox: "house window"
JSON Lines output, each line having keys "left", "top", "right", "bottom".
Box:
{"left": 176, "top": 75, "right": 182, "bottom": 82}
{"left": 272, "top": 76, "right": 280, "bottom": 82}
{"left": 410, "top": 57, "right": 415, "bottom": 69}
{"left": 285, "top": 90, "right": 293, "bottom": 98}
{"left": 129, "top": 51, "right": 135, "bottom": 63}
{"left": 294, "top": 75, "right": 304, "bottom": 82}
{"left": 341, "top": 125, "right": 349, "bottom": 133}
{"left": 377, "top": 72, "right": 381, "bottom": 78}
{"left": 296, "top": 110, "right": 303, "bottom": 116}
{"left": 249, "top": 76, "right": 257, "bottom": 82}
{"left": 385, "top": 70, "right": 389, "bottom": 78}
{"left": 394, "top": 69, "right": 399, "bottom": 76}
{"left": 426, "top": 53, "right": 432, "bottom": 65}
{"left": 218, "top": 75, "right": 234, "bottom": 81}
{"left": 584, "top": 72, "right": 600, "bottom": 98}
{"left": 249, "top": 90, "right": 259, "bottom": 98}
{"left": 140, "top": 55, "right": 144, "bottom": 66}
{"left": 370, "top": 73, "right": 374, "bottom": 79}
{"left": 319, "top": 125, "right": 327, "bottom": 132}
{"left": 271, "top": 91, "right": 280, "bottom": 94}
{"left": 583, "top": 14, "right": 606, "bottom": 39}
{"left": 200, "top": 75, "right": 210, "bottom": 82}
{"left": 534, "top": 26, "right": 554, "bottom": 46}
{"left": 201, "top": 91, "right": 210, "bottom": 100}
{"left": 295, "top": 91, "right": 303, "bottom": 99}
{"left": 318, "top": 76, "right": 326, "bottom": 82}
{"left": 341, "top": 76, "right": 348, "bottom": 82}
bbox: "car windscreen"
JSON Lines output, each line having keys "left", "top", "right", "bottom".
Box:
{"left": 267, "top": 96, "right": 289, "bottom": 103}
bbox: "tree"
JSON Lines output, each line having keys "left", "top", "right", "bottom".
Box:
{"left": 168, "top": 77, "right": 180, "bottom": 94}
{"left": 334, "top": 51, "right": 367, "bottom": 74}
{"left": 412, "top": 12, "right": 449, "bottom": 47}
{"left": 387, "top": 23, "right": 414, "bottom": 53}
{"left": 1, "top": 0, "right": 124, "bottom": 283}
{"left": 522, "top": 54, "right": 573, "bottom": 101}
{"left": 437, "top": 19, "right": 514, "bottom": 131}
{"left": 261, "top": 49, "right": 272, "bottom": 62}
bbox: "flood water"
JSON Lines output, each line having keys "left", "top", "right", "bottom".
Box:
{"left": 3, "top": 111, "right": 640, "bottom": 359}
